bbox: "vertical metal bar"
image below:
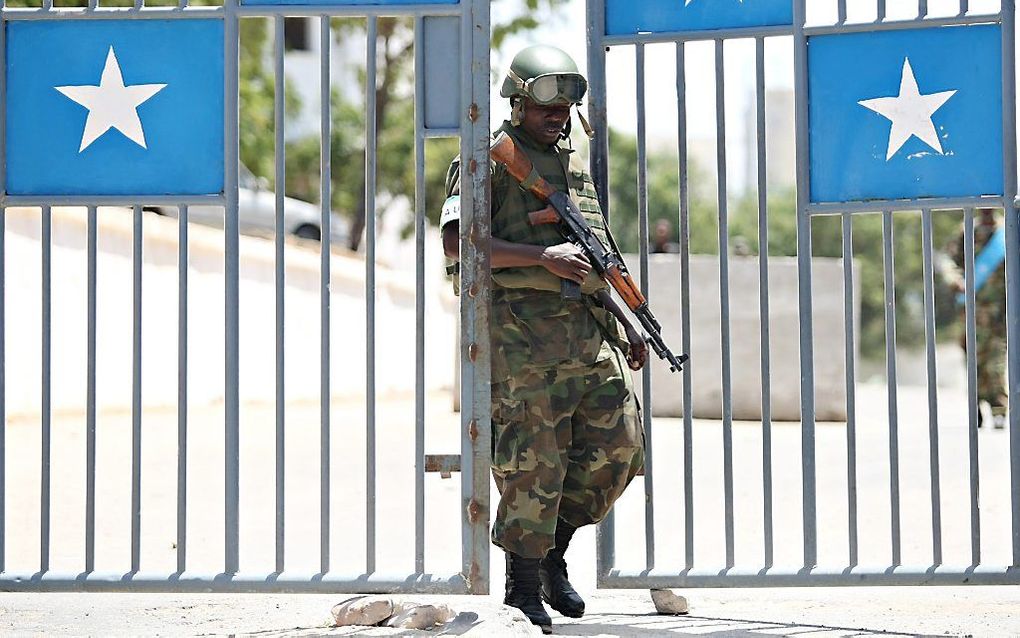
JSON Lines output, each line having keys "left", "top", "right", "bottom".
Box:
{"left": 0, "top": 208, "right": 4, "bottom": 575}
{"left": 413, "top": 15, "right": 426, "bottom": 575}
{"left": 365, "top": 16, "right": 378, "bottom": 575}
{"left": 959, "top": 0, "right": 969, "bottom": 16}
{"left": 129, "top": 205, "right": 145, "bottom": 574}
{"left": 635, "top": 42, "right": 655, "bottom": 571}
{"left": 793, "top": 0, "right": 817, "bottom": 569}
{"left": 877, "top": 0, "right": 886, "bottom": 22}
{"left": 319, "top": 14, "right": 332, "bottom": 578}
{"left": 223, "top": 0, "right": 241, "bottom": 576}
{"left": 841, "top": 212, "right": 859, "bottom": 568}
{"left": 714, "top": 39, "right": 734, "bottom": 570}
{"left": 0, "top": 18, "right": 6, "bottom": 577}
{"left": 837, "top": 0, "right": 847, "bottom": 24}
{"left": 963, "top": 207, "right": 981, "bottom": 566}
{"left": 40, "top": 205, "right": 51, "bottom": 574}
{"left": 918, "top": 0, "right": 928, "bottom": 18}
{"left": 755, "top": 37, "right": 773, "bottom": 570}
{"left": 85, "top": 205, "right": 98, "bottom": 574}
{"left": 273, "top": 14, "right": 286, "bottom": 576}
{"left": 177, "top": 204, "right": 188, "bottom": 575}
{"left": 42, "top": 0, "right": 52, "bottom": 10}
{"left": 461, "top": 0, "right": 491, "bottom": 594}
{"left": 131, "top": 204, "right": 143, "bottom": 574}
{"left": 1001, "top": 0, "right": 1020, "bottom": 568}
{"left": 587, "top": 0, "right": 614, "bottom": 579}
{"left": 920, "top": 209, "right": 943, "bottom": 566}
{"left": 883, "top": 210, "right": 902, "bottom": 566}
{"left": 676, "top": 41, "right": 695, "bottom": 572}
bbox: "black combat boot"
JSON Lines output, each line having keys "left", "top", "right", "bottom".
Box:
{"left": 539, "top": 519, "right": 585, "bottom": 618}
{"left": 505, "top": 551, "right": 553, "bottom": 634}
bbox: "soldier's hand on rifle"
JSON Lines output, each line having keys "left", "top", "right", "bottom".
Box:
{"left": 540, "top": 242, "right": 591, "bottom": 285}
{"left": 624, "top": 324, "right": 648, "bottom": 371}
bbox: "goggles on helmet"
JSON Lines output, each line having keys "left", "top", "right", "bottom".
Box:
{"left": 510, "top": 70, "right": 588, "bottom": 105}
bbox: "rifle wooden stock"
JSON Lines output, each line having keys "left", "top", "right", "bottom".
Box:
{"left": 490, "top": 132, "right": 557, "bottom": 200}
{"left": 528, "top": 205, "right": 559, "bottom": 226}
{"left": 603, "top": 265, "right": 646, "bottom": 312}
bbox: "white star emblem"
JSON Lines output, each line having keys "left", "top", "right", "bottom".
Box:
{"left": 55, "top": 46, "right": 167, "bottom": 153}
{"left": 857, "top": 57, "right": 957, "bottom": 161}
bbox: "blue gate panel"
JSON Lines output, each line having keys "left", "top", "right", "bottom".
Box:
{"left": 243, "top": 0, "right": 455, "bottom": 5}
{"left": 808, "top": 24, "right": 1003, "bottom": 204}
{"left": 605, "top": 0, "right": 792, "bottom": 36}
{"left": 6, "top": 20, "right": 224, "bottom": 196}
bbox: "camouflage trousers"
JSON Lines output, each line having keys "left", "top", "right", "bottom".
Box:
{"left": 489, "top": 341, "right": 644, "bottom": 559}
{"left": 973, "top": 329, "right": 1007, "bottom": 415}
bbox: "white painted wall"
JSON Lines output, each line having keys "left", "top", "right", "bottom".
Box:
{"left": 2, "top": 207, "right": 457, "bottom": 418}
{"left": 632, "top": 253, "right": 859, "bottom": 422}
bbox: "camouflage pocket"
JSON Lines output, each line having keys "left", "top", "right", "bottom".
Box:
{"left": 492, "top": 398, "right": 526, "bottom": 471}
{"left": 508, "top": 296, "right": 579, "bottom": 365}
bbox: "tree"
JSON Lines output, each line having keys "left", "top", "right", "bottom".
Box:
{"left": 279, "top": 0, "right": 568, "bottom": 251}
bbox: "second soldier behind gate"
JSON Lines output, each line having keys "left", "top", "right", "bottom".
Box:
{"left": 441, "top": 45, "right": 648, "bottom": 633}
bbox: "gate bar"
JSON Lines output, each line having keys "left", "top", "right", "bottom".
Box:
{"left": 882, "top": 210, "right": 902, "bottom": 566}
{"left": 920, "top": 209, "right": 943, "bottom": 566}
{"left": 2, "top": 7, "right": 225, "bottom": 20}
{"left": 237, "top": 4, "right": 459, "bottom": 18}
{"left": 809, "top": 196, "right": 1005, "bottom": 216}
{"left": 960, "top": 0, "right": 969, "bottom": 17}
{"left": 319, "top": 15, "right": 332, "bottom": 577}
{"left": 413, "top": 14, "right": 427, "bottom": 575}
{"left": 131, "top": 204, "right": 143, "bottom": 573}
{"left": 273, "top": 14, "right": 287, "bottom": 576}
{"left": 793, "top": 0, "right": 818, "bottom": 570}
{"left": 600, "top": 565, "right": 1020, "bottom": 588}
{"left": 675, "top": 41, "right": 695, "bottom": 572}
{"left": 634, "top": 42, "right": 655, "bottom": 571}
{"left": 0, "top": 570, "right": 471, "bottom": 593}
{"left": 878, "top": 0, "right": 886, "bottom": 21}
{"left": 40, "top": 204, "right": 51, "bottom": 574}
{"left": 177, "top": 204, "right": 188, "bottom": 575}
{"left": 0, "top": 207, "right": 5, "bottom": 575}
{"left": 841, "top": 211, "right": 858, "bottom": 568}
{"left": 1002, "top": 0, "right": 1020, "bottom": 568}
{"left": 86, "top": 205, "right": 98, "bottom": 574}
{"left": 754, "top": 36, "right": 773, "bottom": 571}
{"left": 365, "top": 15, "right": 379, "bottom": 576}
{"left": 963, "top": 207, "right": 981, "bottom": 567}
{"left": 714, "top": 38, "right": 735, "bottom": 570}
{"left": 460, "top": 0, "right": 492, "bottom": 594}
{"left": 224, "top": 0, "right": 241, "bottom": 577}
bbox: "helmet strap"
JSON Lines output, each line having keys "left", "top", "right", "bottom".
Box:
{"left": 510, "top": 98, "right": 525, "bottom": 127}
{"left": 561, "top": 115, "right": 572, "bottom": 141}
{"left": 576, "top": 104, "right": 595, "bottom": 139}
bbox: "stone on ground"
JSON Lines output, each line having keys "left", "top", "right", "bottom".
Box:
{"left": 383, "top": 602, "right": 456, "bottom": 629}
{"left": 330, "top": 596, "right": 394, "bottom": 627}
{"left": 650, "top": 588, "right": 689, "bottom": 615}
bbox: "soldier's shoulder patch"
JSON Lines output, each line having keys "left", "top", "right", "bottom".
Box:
{"left": 440, "top": 195, "right": 460, "bottom": 228}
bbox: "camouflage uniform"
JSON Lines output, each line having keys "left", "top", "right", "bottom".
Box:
{"left": 947, "top": 214, "right": 1007, "bottom": 417}
{"left": 445, "top": 122, "right": 644, "bottom": 559}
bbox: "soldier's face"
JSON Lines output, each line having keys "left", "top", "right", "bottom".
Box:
{"left": 521, "top": 99, "right": 571, "bottom": 145}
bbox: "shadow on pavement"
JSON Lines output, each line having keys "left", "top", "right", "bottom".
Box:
{"left": 552, "top": 613, "right": 911, "bottom": 636}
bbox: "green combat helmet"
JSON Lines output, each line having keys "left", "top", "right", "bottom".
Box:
{"left": 500, "top": 45, "right": 595, "bottom": 139}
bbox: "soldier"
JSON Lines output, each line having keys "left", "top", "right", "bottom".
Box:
{"left": 441, "top": 45, "right": 647, "bottom": 633}
{"left": 946, "top": 207, "right": 1007, "bottom": 430}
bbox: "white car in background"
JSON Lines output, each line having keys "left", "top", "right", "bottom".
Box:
{"left": 148, "top": 164, "right": 348, "bottom": 245}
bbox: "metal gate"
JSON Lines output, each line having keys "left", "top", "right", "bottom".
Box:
{"left": 588, "top": 0, "right": 1020, "bottom": 587}
{"left": 0, "top": 0, "right": 492, "bottom": 593}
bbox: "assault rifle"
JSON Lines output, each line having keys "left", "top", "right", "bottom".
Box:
{"left": 490, "top": 131, "right": 688, "bottom": 373}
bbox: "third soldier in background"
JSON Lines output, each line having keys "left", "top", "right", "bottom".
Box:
{"left": 946, "top": 207, "right": 1008, "bottom": 430}
{"left": 441, "top": 45, "right": 647, "bottom": 633}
